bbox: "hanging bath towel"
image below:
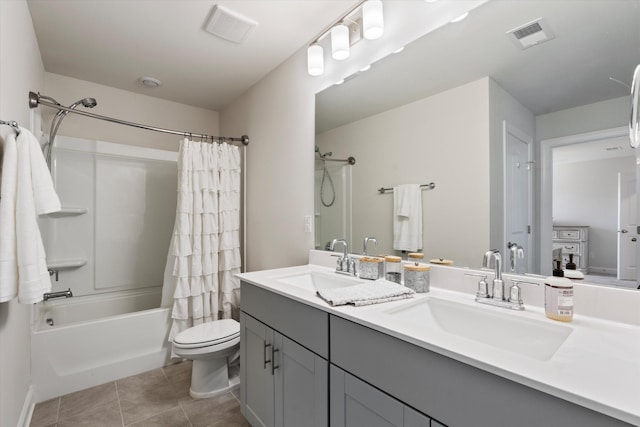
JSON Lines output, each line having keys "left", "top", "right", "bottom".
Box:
{"left": 0, "top": 125, "right": 61, "bottom": 303}
{"left": 392, "top": 184, "right": 422, "bottom": 252}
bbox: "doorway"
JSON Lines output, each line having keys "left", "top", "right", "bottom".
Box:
{"left": 540, "top": 126, "right": 637, "bottom": 288}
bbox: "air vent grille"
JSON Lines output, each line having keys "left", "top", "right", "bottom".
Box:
{"left": 506, "top": 18, "right": 554, "bottom": 50}
{"left": 205, "top": 5, "right": 258, "bottom": 44}
{"left": 513, "top": 22, "right": 543, "bottom": 40}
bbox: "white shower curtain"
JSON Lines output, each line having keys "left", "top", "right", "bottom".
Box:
{"left": 161, "top": 138, "right": 241, "bottom": 340}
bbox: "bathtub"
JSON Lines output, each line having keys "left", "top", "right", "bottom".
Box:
{"left": 31, "top": 288, "right": 172, "bottom": 402}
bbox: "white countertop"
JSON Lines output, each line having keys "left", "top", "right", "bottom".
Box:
{"left": 238, "top": 262, "right": 640, "bottom": 426}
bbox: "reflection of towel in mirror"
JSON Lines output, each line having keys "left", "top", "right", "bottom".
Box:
{"left": 393, "top": 184, "right": 422, "bottom": 252}
{"left": 316, "top": 279, "right": 415, "bottom": 306}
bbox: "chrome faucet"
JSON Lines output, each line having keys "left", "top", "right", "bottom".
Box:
{"left": 363, "top": 237, "right": 377, "bottom": 255}
{"left": 329, "top": 239, "right": 356, "bottom": 276}
{"left": 473, "top": 249, "right": 537, "bottom": 311}
{"left": 507, "top": 242, "right": 524, "bottom": 272}
{"left": 483, "top": 249, "right": 504, "bottom": 300}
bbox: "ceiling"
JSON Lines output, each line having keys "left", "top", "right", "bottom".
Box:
{"left": 316, "top": 0, "right": 640, "bottom": 133}
{"left": 26, "top": 0, "right": 359, "bottom": 111}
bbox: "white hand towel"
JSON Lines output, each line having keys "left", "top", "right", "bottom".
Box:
{"left": 316, "top": 279, "right": 415, "bottom": 306}
{"left": 0, "top": 125, "right": 19, "bottom": 302}
{"left": 15, "top": 128, "right": 61, "bottom": 304}
{"left": 393, "top": 184, "right": 422, "bottom": 252}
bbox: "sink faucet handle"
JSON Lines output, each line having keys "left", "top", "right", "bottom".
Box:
{"left": 465, "top": 273, "right": 489, "bottom": 298}
{"left": 508, "top": 280, "right": 539, "bottom": 306}
{"left": 348, "top": 258, "right": 357, "bottom": 276}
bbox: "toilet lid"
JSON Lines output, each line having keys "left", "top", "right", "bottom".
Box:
{"left": 173, "top": 319, "right": 240, "bottom": 348}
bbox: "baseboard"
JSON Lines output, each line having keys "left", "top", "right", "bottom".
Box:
{"left": 18, "top": 385, "right": 36, "bottom": 427}
{"left": 587, "top": 267, "right": 616, "bottom": 276}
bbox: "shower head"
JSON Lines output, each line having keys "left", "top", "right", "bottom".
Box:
{"left": 46, "top": 95, "right": 99, "bottom": 169}
{"left": 68, "top": 97, "right": 97, "bottom": 110}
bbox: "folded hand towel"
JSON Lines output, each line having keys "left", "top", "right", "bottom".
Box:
{"left": 316, "top": 279, "right": 415, "bottom": 306}
{"left": 393, "top": 184, "right": 422, "bottom": 252}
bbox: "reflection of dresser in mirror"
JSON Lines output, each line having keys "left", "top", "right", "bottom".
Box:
{"left": 552, "top": 226, "right": 589, "bottom": 273}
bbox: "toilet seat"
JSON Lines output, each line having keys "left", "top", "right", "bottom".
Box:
{"left": 173, "top": 319, "right": 240, "bottom": 349}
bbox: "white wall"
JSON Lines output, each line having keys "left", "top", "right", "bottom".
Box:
{"left": 42, "top": 73, "right": 219, "bottom": 151}
{"left": 219, "top": 1, "right": 488, "bottom": 272}
{"left": 316, "top": 78, "right": 491, "bottom": 268}
{"left": 0, "top": 0, "right": 45, "bottom": 424}
{"left": 220, "top": 51, "right": 317, "bottom": 271}
{"left": 553, "top": 156, "right": 635, "bottom": 273}
{"left": 536, "top": 97, "right": 629, "bottom": 143}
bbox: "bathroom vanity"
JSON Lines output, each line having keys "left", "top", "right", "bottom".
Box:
{"left": 238, "top": 257, "right": 640, "bottom": 427}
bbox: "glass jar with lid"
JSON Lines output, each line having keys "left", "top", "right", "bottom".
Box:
{"left": 384, "top": 255, "right": 402, "bottom": 283}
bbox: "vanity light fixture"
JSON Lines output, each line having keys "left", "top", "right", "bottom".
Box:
{"left": 307, "top": 44, "right": 324, "bottom": 76}
{"left": 306, "top": 0, "right": 385, "bottom": 76}
{"left": 331, "top": 23, "right": 350, "bottom": 60}
{"left": 362, "top": 0, "right": 384, "bottom": 40}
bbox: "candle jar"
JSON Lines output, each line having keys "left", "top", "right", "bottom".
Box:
{"left": 404, "top": 264, "right": 430, "bottom": 293}
{"left": 358, "top": 257, "right": 384, "bottom": 280}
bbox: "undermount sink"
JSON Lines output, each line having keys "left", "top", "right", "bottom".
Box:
{"left": 386, "top": 297, "right": 572, "bottom": 361}
{"left": 276, "top": 270, "right": 365, "bottom": 292}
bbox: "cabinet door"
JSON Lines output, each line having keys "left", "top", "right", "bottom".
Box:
{"left": 240, "top": 313, "right": 275, "bottom": 427}
{"left": 331, "top": 365, "right": 404, "bottom": 427}
{"left": 403, "top": 407, "right": 431, "bottom": 427}
{"left": 274, "top": 333, "right": 328, "bottom": 427}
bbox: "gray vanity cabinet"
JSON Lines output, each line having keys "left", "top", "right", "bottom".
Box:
{"left": 240, "top": 281, "right": 329, "bottom": 427}
{"left": 329, "top": 315, "right": 633, "bottom": 427}
{"left": 330, "top": 365, "right": 435, "bottom": 427}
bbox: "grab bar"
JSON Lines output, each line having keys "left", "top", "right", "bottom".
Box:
{"left": 43, "top": 288, "right": 73, "bottom": 302}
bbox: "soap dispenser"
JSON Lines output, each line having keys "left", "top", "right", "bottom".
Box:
{"left": 544, "top": 260, "right": 574, "bottom": 322}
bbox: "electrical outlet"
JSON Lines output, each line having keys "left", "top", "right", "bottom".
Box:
{"left": 304, "top": 215, "right": 313, "bottom": 233}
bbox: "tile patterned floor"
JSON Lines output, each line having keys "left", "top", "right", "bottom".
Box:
{"left": 29, "top": 361, "right": 250, "bottom": 427}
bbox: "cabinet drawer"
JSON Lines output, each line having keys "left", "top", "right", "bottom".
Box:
{"left": 241, "top": 281, "right": 329, "bottom": 358}
{"left": 559, "top": 230, "right": 581, "bottom": 240}
{"left": 553, "top": 243, "right": 580, "bottom": 254}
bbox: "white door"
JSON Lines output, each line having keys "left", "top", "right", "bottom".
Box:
{"left": 617, "top": 171, "right": 637, "bottom": 280}
{"left": 504, "top": 122, "right": 533, "bottom": 274}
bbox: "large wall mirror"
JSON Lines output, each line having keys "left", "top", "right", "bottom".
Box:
{"left": 315, "top": 0, "right": 640, "bottom": 290}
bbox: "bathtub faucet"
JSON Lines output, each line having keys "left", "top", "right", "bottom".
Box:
{"left": 43, "top": 288, "right": 73, "bottom": 302}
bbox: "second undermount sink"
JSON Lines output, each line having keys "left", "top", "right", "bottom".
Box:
{"left": 276, "top": 270, "right": 365, "bottom": 292}
{"left": 386, "top": 297, "right": 572, "bottom": 361}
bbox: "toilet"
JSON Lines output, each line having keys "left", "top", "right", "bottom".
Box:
{"left": 172, "top": 318, "right": 240, "bottom": 399}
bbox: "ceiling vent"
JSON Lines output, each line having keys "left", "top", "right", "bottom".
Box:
{"left": 506, "top": 18, "right": 555, "bottom": 50}
{"left": 205, "top": 5, "right": 258, "bottom": 44}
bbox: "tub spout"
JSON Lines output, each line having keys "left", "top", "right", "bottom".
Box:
{"left": 43, "top": 288, "right": 73, "bottom": 302}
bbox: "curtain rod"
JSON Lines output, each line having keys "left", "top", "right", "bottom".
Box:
{"left": 28, "top": 91, "right": 249, "bottom": 146}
